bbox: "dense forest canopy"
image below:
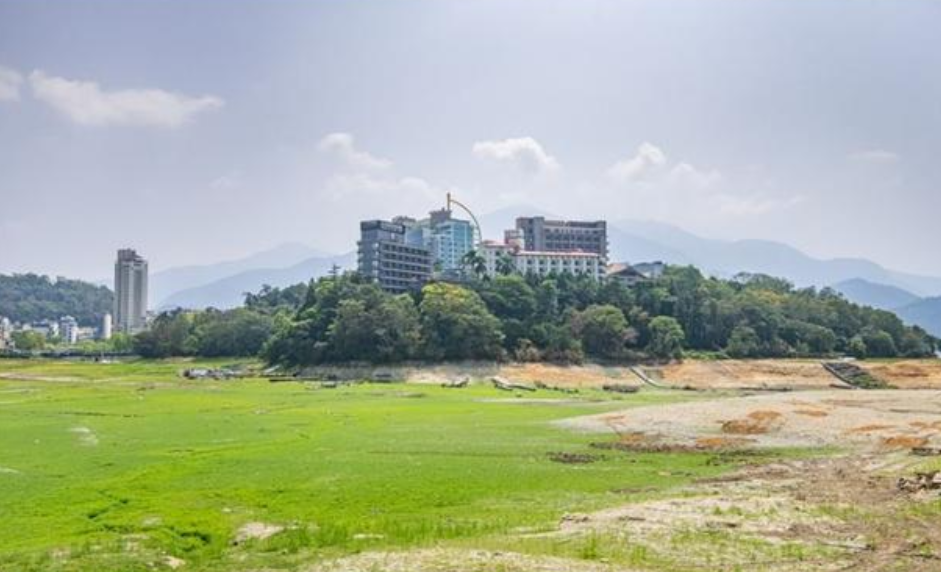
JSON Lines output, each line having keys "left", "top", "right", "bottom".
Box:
{"left": 260, "top": 266, "right": 937, "bottom": 366}
{"left": 0, "top": 274, "right": 113, "bottom": 326}
{"left": 84, "top": 266, "right": 938, "bottom": 363}
{"left": 131, "top": 283, "right": 302, "bottom": 358}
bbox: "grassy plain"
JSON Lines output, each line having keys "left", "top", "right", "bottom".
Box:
{"left": 0, "top": 358, "right": 792, "bottom": 571}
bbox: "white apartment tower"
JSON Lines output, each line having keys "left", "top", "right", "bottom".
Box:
{"left": 113, "top": 249, "right": 148, "bottom": 334}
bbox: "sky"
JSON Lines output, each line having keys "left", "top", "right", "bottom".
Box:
{"left": 0, "top": 0, "right": 939, "bottom": 280}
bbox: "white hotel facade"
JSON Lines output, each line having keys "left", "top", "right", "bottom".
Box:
{"left": 480, "top": 240, "right": 604, "bottom": 280}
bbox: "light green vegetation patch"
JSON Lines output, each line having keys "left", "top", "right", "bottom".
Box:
{"left": 0, "top": 359, "right": 788, "bottom": 571}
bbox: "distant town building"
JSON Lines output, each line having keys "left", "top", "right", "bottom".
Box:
{"left": 28, "top": 320, "right": 59, "bottom": 339}
{"left": 357, "top": 220, "right": 433, "bottom": 293}
{"left": 394, "top": 208, "right": 476, "bottom": 275}
{"left": 59, "top": 316, "right": 79, "bottom": 345}
{"left": 633, "top": 261, "right": 666, "bottom": 279}
{"left": 480, "top": 240, "right": 604, "bottom": 280}
{"left": 114, "top": 248, "right": 149, "bottom": 334}
{"left": 101, "top": 313, "right": 113, "bottom": 340}
{"left": 515, "top": 217, "right": 608, "bottom": 261}
{"left": 0, "top": 317, "right": 10, "bottom": 350}
{"left": 606, "top": 261, "right": 666, "bottom": 287}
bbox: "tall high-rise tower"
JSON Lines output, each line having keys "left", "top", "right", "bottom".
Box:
{"left": 113, "top": 249, "right": 148, "bottom": 334}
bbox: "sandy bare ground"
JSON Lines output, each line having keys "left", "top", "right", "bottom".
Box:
{"left": 544, "top": 453, "right": 941, "bottom": 572}
{"left": 306, "top": 549, "right": 629, "bottom": 572}
{"left": 304, "top": 388, "right": 941, "bottom": 571}
{"left": 642, "top": 360, "right": 840, "bottom": 390}
{"left": 557, "top": 389, "right": 941, "bottom": 450}
{"left": 865, "top": 360, "right": 941, "bottom": 389}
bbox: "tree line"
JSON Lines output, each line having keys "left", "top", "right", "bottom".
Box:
{"left": 261, "top": 266, "right": 936, "bottom": 365}
{"left": 129, "top": 265, "right": 938, "bottom": 362}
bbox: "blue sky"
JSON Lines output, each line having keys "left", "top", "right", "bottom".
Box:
{"left": 1, "top": 0, "right": 939, "bottom": 279}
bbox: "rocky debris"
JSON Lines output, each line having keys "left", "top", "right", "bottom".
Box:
{"left": 911, "top": 446, "right": 941, "bottom": 456}
{"left": 534, "top": 381, "right": 580, "bottom": 394}
{"left": 559, "top": 513, "right": 590, "bottom": 524}
{"left": 897, "top": 471, "right": 941, "bottom": 494}
{"left": 163, "top": 555, "right": 186, "bottom": 569}
{"left": 547, "top": 452, "right": 602, "bottom": 464}
{"left": 491, "top": 376, "right": 536, "bottom": 392}
{"left": 182, "top": 367, "right": 244, "bottom": 380}
{"left": 823, "top": 362, "right": 890, "bottom": 389}
{"left": 232, "top": 522, "right": 284, "bottom": 544}
{"left": 601, "top": 383, "right": 639, "bottom": 394}
{"left": 441, "top": 376, "right": 470, "bottom": 388}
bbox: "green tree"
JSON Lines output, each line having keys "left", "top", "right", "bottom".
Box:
{"left": 495, "top": 252, "right": 516, "bottom": 276}
{"left": 847, "top": 335, "right": 868, "bottom": 359}
{"left": 570, "top": 304, "right": 629, "bottom": 359}
{"left": 11, "top": 330, "right": 46, "bottom": 351}
{"left": 194, "top": 309, "right": 274, "bottom": 357}
{"left": 329, "top": 295, "right": 421, "bottom": 362}
{"left": 461, "top": 250, "right": 488, "bottom": 281}
{"left": 727, "top": 325, "right": 760, "bottom": 358}
{"left": 647, "top": 316, "right": 685, "bottom": 361}
{"left": 419, "top": 283, "right": 503, "bottom": 360}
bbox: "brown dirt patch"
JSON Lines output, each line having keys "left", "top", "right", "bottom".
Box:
{"left": 648, "top": 359, "right": 837, "bottom": 390}
{"left": 881, "top": 435, "right": 930, "bottom": 450}
{"left": 865, "top": 360, "right": 941, "bottom": 389}
{"left": 694, "top": 436, "right": 756, "bottom": 449}
{"left": 794, "top": 408, "right": 829, "bottom": 417}
{"left": 721, "top": 410, "right": 784, "bottom": 435}
{"left": 848, "top": 424, "right": 897, "bottom": 434}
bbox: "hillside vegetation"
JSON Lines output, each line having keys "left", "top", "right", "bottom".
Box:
{"left": 258, "top": 267, "right": 937, "bottom": 367}
{"left": 0, "top": 274, "right": 113, "bottom": 326}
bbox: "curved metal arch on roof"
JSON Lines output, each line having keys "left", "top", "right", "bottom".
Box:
{"left": 446, "top": 192, "right": 483, "bottom": 248}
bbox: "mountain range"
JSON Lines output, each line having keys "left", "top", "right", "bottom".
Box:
{"left": 830, "top": 278, "right": 941, "bottom": 338}
{"left": 148, "top": 205, "right": 941, "bottom": 337}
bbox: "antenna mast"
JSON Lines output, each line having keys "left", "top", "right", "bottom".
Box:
{"left": 446, "top": 192, "right": 483, "bottom": 247}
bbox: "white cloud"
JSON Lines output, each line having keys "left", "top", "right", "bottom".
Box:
{"left": 28, "top": 70, "right": 223, "bottom": 127}
{"left": 668, "top": 162, "right": 723, "bottom": 189}
{"left": 848, "top": 149, "right": 899, "bottom": 165}
{"left": 324, "top": 172, "right": 442, "bottom": 208}
{"left": 472, "top": 137, "right": 560, "bottom": 174}
{"left": 712, "top": 192, "right": 804, "bottom": 216}
{"left": 318, "top": 132, "right": 392, "bottom": 170}
{"left": 0, "top": 66, "right": 23, "bottom": 101}
{"left": 209, "top": 171, "right": 242, "bottom": 191}
{"left": 607, "top": 142, "right": 667, "bottom": 182}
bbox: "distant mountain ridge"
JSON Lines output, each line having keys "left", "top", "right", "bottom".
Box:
{"left": 608, "top": 219, "right": 941, "bottom": 297}
{"left": 479, "top": 207, "right": 941, "bottom": 297}
{"left": 158, "top": 252, "right": 355, "bottom": 310}
{"left": 895, "top": 297, "right": 941, "bottom": 338}
{"left": 151, "top": 242, "right": 326, "bottom": 307}
{"left": 831, "top": 279, "right": 920, "bottom": 311}
{"left": 148, "top": 206, "right": 941, "bottom": 317}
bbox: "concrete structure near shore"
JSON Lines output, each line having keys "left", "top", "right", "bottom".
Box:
{"left": 59, "top": 315, "right": 79, "bottom": 345}
{"left": 113, "top": 249, "right": 148, "bottom": 334}
{"left": 100, "top": 313, "right": 113, "bottom": 340}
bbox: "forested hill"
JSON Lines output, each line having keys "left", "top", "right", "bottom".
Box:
{"left": 260, "top": 266, "right": 938, "bottom": 367}
{"left": 0, "top": 274, "right": 113, "bottom": 326}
